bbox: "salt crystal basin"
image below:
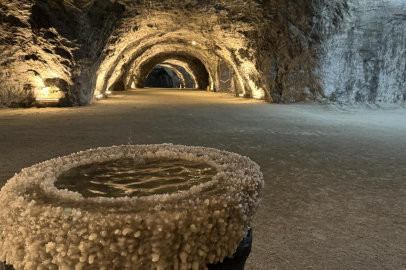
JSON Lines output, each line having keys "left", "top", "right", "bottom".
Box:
{"left": 0, "top": 144, "right": 264, "bottom": 270}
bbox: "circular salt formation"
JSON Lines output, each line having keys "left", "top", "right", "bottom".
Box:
{"left": 0, "top": 144, "right": 263, "bottom": 270}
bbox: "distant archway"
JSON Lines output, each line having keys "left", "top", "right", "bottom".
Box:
{"left": 133, "top": 52, "right": 210, "bottom": 90}
{"left": 144, "top": 65, "right": 181, "bottom": 88}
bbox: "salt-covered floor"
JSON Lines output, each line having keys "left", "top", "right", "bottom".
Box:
{"left": 1, "top": 88, "right": 406, "bottom": 269}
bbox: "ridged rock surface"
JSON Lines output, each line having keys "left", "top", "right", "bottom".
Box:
{"left": 319, "top": 0, "right": 406, "bottom": 103}
{"left": 0, "top": 0, "right": 404, "bottom": 106}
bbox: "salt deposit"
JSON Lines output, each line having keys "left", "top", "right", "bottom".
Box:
{"left": 0, "top": 144, "right": 263, "bottom": 270}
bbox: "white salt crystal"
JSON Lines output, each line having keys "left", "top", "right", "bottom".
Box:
{"left": 0, "top": 144, "right": 263, "bottom": 270}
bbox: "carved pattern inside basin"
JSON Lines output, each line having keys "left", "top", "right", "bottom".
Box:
{"left": 55, "top": 158, "right": 217, "bottom": 198}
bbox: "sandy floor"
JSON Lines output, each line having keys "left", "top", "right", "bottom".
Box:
{"left": 1, "top": 89, "right": 406, "bottom": 269}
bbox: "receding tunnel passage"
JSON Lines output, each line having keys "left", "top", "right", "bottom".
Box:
{"left": 166, "top": 64, "right": 195, "bottom": 88}
{"left": 144, "top": 65, "right": 181, "bottom": 88}
{"left": 132, "top": 53, "right": 211, "bottom": 90}
{"left": 5, "top": 0, "right": 404, "bottom": 106}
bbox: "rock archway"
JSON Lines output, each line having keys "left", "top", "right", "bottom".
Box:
{"left": 132, "top": 52, "right": 211, "bottom": 90}
{"left": 4, "top": 0, "right": 401, "bottom": 107}
{"left": 159, "top": 63, "right": 195, "bottom": 89}
{"left": 144, "top": 65, "right": 181, "bottom": 89}
{"left": 91, "top": 7, "right": 267, "bottom": 102}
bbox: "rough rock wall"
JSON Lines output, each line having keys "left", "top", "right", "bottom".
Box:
{"left": 1, "top": 0, "right": 270, "bottom": 106}
{"left": 250, "top": 0, "right": 350, "bottom": 102}
{"left": 1, "top": 0, "right": 404, "bottom": 106}
{"left": 0, "top": 0, "right": 76, "bottom": 107}
{"left": 0, "top": 0, "right": 125, "bottom": 106}
{"left": 319, "top": 0, "right": 406, "bottom": 103}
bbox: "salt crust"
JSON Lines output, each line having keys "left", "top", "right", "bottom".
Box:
{"left": 0, "top": 144, "right": 264, "bottom": 270}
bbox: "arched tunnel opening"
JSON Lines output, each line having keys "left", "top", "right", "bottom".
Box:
{"left": 6, "top": 0, "right": 402, "bottom": 106}
{"left": 132, "top": 53, "right": 211, "bottom": 90}
{"left": 95, "top": 35, "right": 252, "bottom": 101}
{"left": 109, "top": 50, "right": 212, "bottom": 93}
{"left": 144, "top": 65, "right": 180, "bottom": 88}
{"left": 164, "top": 65, "right": 195, "bottom": 89}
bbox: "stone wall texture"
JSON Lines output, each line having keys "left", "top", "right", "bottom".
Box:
{"left": 319, "top": 0, "right": 406, "bottom": 103}
{"left": 0, "top": 0, "right": 404, "bottom": 106}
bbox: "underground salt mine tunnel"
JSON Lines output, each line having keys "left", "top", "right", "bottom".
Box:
{"left": 0, "top": 0, "right": 406, "bottom": 269}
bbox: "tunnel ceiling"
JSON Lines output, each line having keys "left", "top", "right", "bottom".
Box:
{"left": 3, "top": 0, "right": 403, "bottom": 107}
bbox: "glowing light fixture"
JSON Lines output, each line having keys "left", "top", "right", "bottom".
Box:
{"left": 192, "top": 41, "right": 197, "bottom": 46}
{"left": 36, "top": 85, "right": 63, "bottom": 101}
{"left": 35, "top": 98, "right": 59, "bottom": 102}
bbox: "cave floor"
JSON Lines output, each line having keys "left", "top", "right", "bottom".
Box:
{"left": 1, "top": 88, "right": 406, "bottom": 269}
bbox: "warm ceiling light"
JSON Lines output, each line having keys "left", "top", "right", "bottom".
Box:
{"left": 192, "top": 41, "right": 197, "bottom": 45}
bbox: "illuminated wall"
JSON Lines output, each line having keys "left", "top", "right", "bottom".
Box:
{"left": 0, "top": 0, "right": 266, "bottom": 106}
{"left": 319, "top": 0, "right": 406, "bottom": 103}
{"left": 0, "top": 0, "right": 404, "bottom": 107}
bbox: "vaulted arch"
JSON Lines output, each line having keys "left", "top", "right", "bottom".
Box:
{"left": 130, "top": 52, "right": 210, "bottom": 90}
{"left": 93, "top": 16, "right": 264, "bottom": 100}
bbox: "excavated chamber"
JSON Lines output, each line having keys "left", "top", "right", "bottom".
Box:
{"left": 0, "top": 144, "right": 263, "bottom": 270}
